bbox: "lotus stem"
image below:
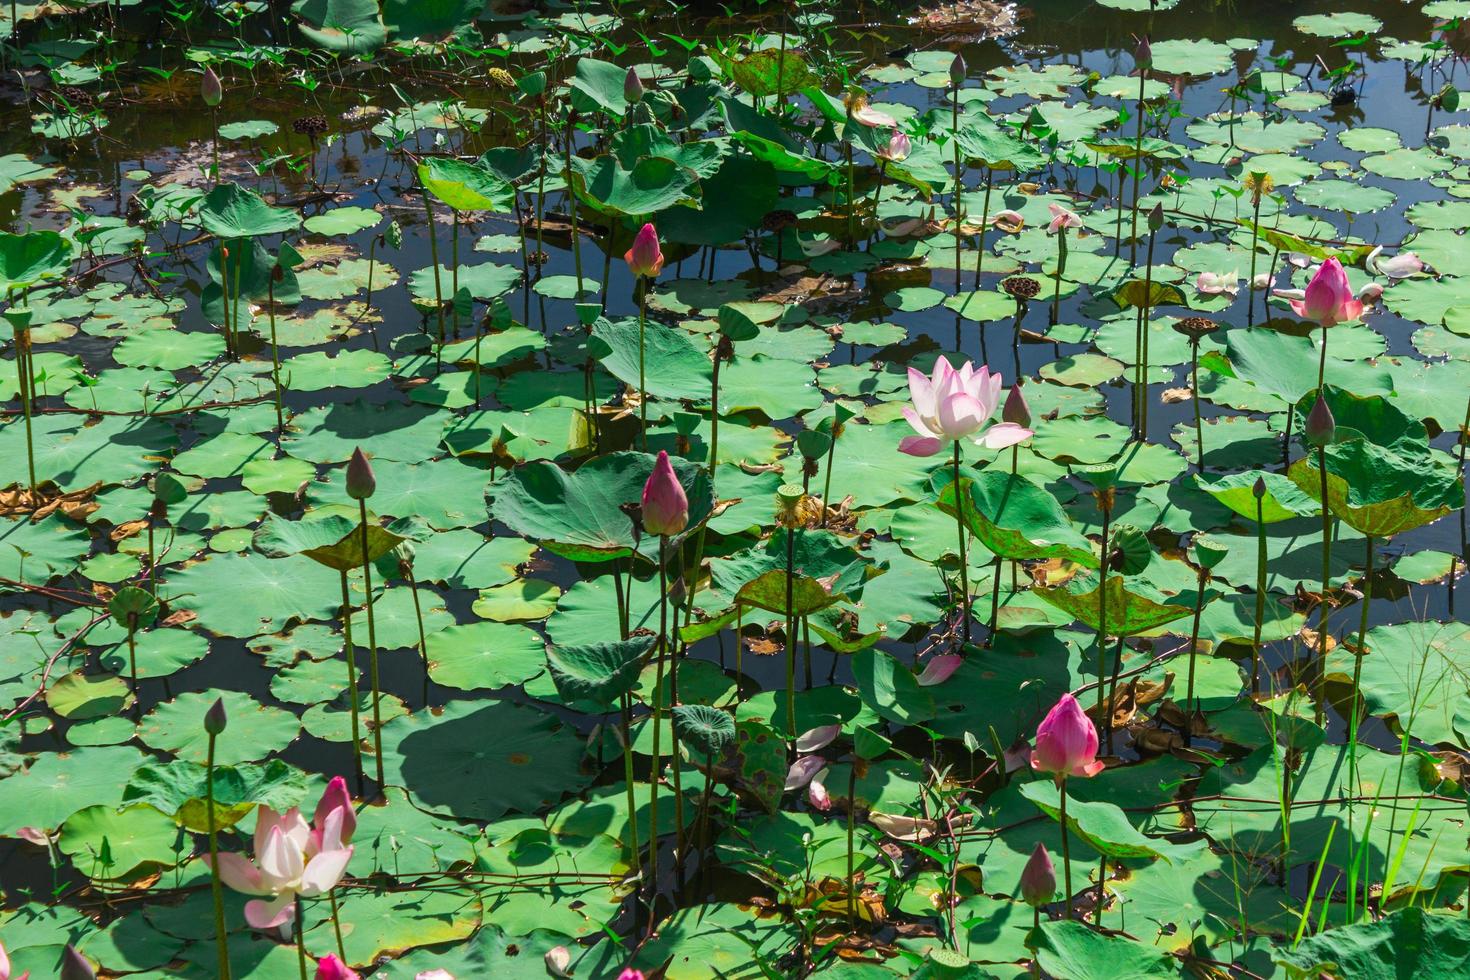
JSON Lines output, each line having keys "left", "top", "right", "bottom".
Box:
{"left": 1248, "top": 193, "right": 1262, "bottom": 328}
{"left": 1095, "top": 496, "right": 1111, "bottom": 726}
{"left": 420, "top": 182, "right": 446, "bottom": 365}
{"left": 648, "top": 535, "right": 670, "bottom": 902}
{"left": 1347, "top": 535, "right": 1374, "bottom": 797}
{"left": 1058, "top": 777, "right": 1073, "bottom": 919}
{"left": 1129, "top": 70, "right": 1145, "bottom": 266}
{"left": 638, "top": 282, "right": 648, "bottom": 450}
{"left": 953, "top": 442, "right": 971, "bottom": 645}
{"left": 622, "top": 693, "right": 642, "bottom": 876}
{"left": 407, "top": 568, "right": 429, "bottom": 704}
{"left": 357, "top": 498, "right": 384, "bottom": 792}
{"left": 294, "top": 902, "right": 307, "bottom": 980}
{"left": 329, "top": 891, "right": 345, "bottom": 960}
{"left": 1183, "top": 566, "right": 1207, "bottom": 745}
{"left": 564, "top": 115, "right": 584, "bottom": 294}
{"left": 847, "top": 760, "right": 857, "bottom": 930}
{"left": 1253, "top": 495, "right": 1267, "bottom": 693}
{"left": 1191, "top": 338, "right": 1204, "bottom": 471}
{"left": 206, "top": 731, "right": 231, "bottom": 980}
{"left": 668, "top": 549, "right": 686, "bottom": 877}
{"left": 785, "top": 524, "right": 798, "bottom": 736}
{"left": 1316, "top": 444, "right": 1332, "bottom": 724}
{"left": 267, "top": 274, "right": 283, "bottom": 435}
{"left": 338, "top": 571, "right": 365, "bottom": 795}
{"left": 1051, "top": 227, "right": 1067, "bottom": 323}
{"left": 10, "top": 317, "right": 35, "bottom": 490}
{"left": 974, "top": 168, "right": 992, "bottom": 289}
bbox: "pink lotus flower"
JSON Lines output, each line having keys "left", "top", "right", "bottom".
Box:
{"left": 201, "top": 66, "right": 223, "bottom": 107}
{"left": 851, "top": 103, "right": 897, "bottom": 128}
{"left": 1030, "top": 693, "right": 1103, "bottom": 778}
{"left": 808, "top": 780, "right": 832, "bottom": 811}
{"left": 624, "top": 67, "right": 645, "bottom": 105}
{"left": 1019, "top": 841, "right": 1056, "bottom": 907}
{"left": 1047, "top": 203, "right": 1082, "bottom": 233}
{"left": 619, "top": 970, "right": 647, "bottom": 980}
{"left": 316, "top": 955, "right": 360, "bottom": 980}
{"left": 1366, "top": 246, "right": 1424, "bottom": 279}
{"left": 416, "top": 972, "right": 457, "bottom": 980}
{"left": 641, "top": 450, "right": 688, "bottom": 537}
{"left": 878, "top": 129, "right": 911, "bottom": 163}
{"left": 213, "top": 797, "right": 354, "bottom": 936}
{"left": 311, "top": 776, "right": 356, "bottom": 851}
{"left": 785, "top": 755, "right": 826, "bottom": 792}
{"left": 916, "top": 654, "right": 963, "bottom": 686}
{"left": 898, "top": 357, "right": 1033, "bottom": 457}
{"left": 795, "top": 724, "right": 840, "bottom": 753}
{"left": 991, "top": 209, "right": 1025, "bottom": 232}
{"left": 0, "top": 939, "right": 31, "bottom": 980}
{"left": 1286, "top": 257, "right": 1362, "bottom": 326}
{"left": 1194, "top": 270, "right": 1239, "bottom": 298}
{"left": 1002, "top": 382, "right": 1031, "bottom": 428}
{"left": 624, "top": 223, "right": 664, "bottom": 279}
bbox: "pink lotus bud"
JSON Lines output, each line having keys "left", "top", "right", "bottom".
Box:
{"left": 315, "top": 956, "right": 360, "bottom": 980}
{"left": 795, "top": 724, "right": 840, "bottom": 753}
{"left": 618, "top": 971, "right": 646, "bottom": 980}
{"left": 916, "top": 654, "right": 963, "bottom": 686}
{"left": 949, "top": 53, "right": 966, "bottom": 89}
{"left": 314, "top": 776, "right": 356, "bottom": 846}
{"left": 1030, "top": 693, "right": 1103, "bottom": 778}
{"left": 808, "top": 779, "right": 832, "bottom": 811}
{"left": 785, "top": 755, "right": 826, "bottom": 792}
{"left": 59, "top": 947, "right": 94, "bottom": 980}
{"left": 1019, "top": 841, "right": 1056, "bottom": 907}
{"left": 1002, "top": 382, "right": 1031, "bottom": 428}
{"left": 0, "top": 938, "right": 25, "bottom": 980}
{"left": 624, "top": 67, "right": 645, "bottom": 105}
{"left": 202, "top": 66, "right": 223, "bottom": 107}
{"left": 1289, "top": 257, "right": 1363, "bottom": 327}
{"left": 16, "top": 826, "right": 50, "bottom": 846}
{"left": 1134, "top": 34, "right": 1152, "bottom": 72}
{"left": 345, "top": 447, "right": 376, "bottom": 500}
{"left": 623, "top": 222, "right": 664, "bottom": 279}
{"left": 204, "top": 697, "right": 228, "bottom": 736}
{"left": 640, "top": 451, "right": 688, "bottom": 537}
{"left": 880, "top": 129, "right": 911, "bottom": 162}
{"left": 1305, "top": 395, "right": 1335, "bottom": 448}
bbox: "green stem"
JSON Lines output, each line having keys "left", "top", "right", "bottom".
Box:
{"left": 1253, "top": 496, "right": 1267, "bottom": 693}
{"left": 339, "top": 572, "right": 364, "bottom": 795}
{"left": 785, "top": 526, "right": 797, "bottom": 736}
{"left": 1059, "top": 778, "right": 1073, "bottom": 919}
{"left": 622, "top": 693, "right": 642, "bottom": 876}
{"left": 1317, "top": 444, "right": 1332, "bottom": 724}
{"left": 294, "top": 901, "right": 307, "bottom": 980}
{"left": 638, "top": 284, "right": 648, "bottom": 450}
{"left": 207, "top": 734, "right": 231, "bottom": 980}
{"left": 358, "top": 499, "right": 384, "bottom": 791}
{"left": 953, "top": 442, "right": 970, "bottom": 644}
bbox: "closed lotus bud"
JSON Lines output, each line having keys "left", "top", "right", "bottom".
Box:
{"left": 201, "top": 66, "right": 223, "bottom": 107}
{"left": 617, "top": 971, "right": 646, "bottom": 980}
{"left": 1003, "top": 381, "right": 1032, "bottom": 428}
{"left": 624, "top": 66, "right": 645, "bottom": 105}
{"left": 204, "top": 697, "right": 228, "bottom": 736}
{"left": 641, "top": 451, "right": 688, "bottom": 537}
{"left": 60, "top": 947, "right": 95, "bottom": 980}
{"left": 1252, "top": 476, "right": 1267, "bottom": 499}
{"left": 1148, "top": 202, "right": 1164, "bottom": 232}
{"left": 808, "top": 779, "right": 832, "bottom": 811}
{"left": 346, "top": 447, "right": 376, "bottom": 499}
{"left": 623, "top": 223, "right": 664, "bottom": 279}
{"left": 1305, "top": 395, "right": 1335, "bottom": 448}
{"left": 1135, "top": 34, "right": 1152, "bottom": 72}
{"left": 1019, "top": 841, "right": 1056, "bottom": 907}
{"left": 1030, "top": 693, "right": 1103, "bottom": 778}
{"left": 949, "top": 52, "right": 966, "bottom": 89}
{"left": 544, "top": 945, "right": 572, "bottom": 978}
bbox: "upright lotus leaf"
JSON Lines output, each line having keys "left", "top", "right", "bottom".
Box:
{"left": 253, "top": 512, "right": 409, "bottom": 571}
{"left": 953, "top": 120, "right": 1048, "bottom": 170}
{"left": 203, "top": 237, "right": 302, "bottom": 324}
{"left": 1287, "top": 386, "right": 1462, "bottom": 537}
{"left": 711, "top": 529, "right": 884, "bottom": 617}
{"left": 937, "top": 472, "right": 1098, "bottom": 566}
{"left": 489, "top": 451, "right": 716, "bottom": 562}
{"left": 1034, "top": 568, "right": 1196, "bottom": 635}
{"left": 612, "top": 124, "right": 728, "bottom": 180}
{"left": 1084, "top": 137, "right": 1187, "bottom": 162}
{"left": 417, "top": 157, "right": 515, "bottom": 213}
{"left": 588, "top": 315, "right": 712, "bottom": 402}
{"left": 710, "top": 47, "right": 818, "bottom": 97}
{"left": 658, "top": 152, "right": 778, "bottom": 247}
{"left": 381, "top": 0, "right": 479, "bottom": 40}
{"left": 0, "top": 230, "right": 73, "bottom": 292}
{"left": 568, "top": 154, "right": 702, "bottom": 218}
{"left": 292, "top": 0, "right": 387, "bottom": 54}
{"left": 1203, "top": 329, "right": 1393, "bottom": 407}
{"left": 1020, "top": 781, "right": 1203, "bottom": 862}
{"left": 108, "top": 586, "right": 159, "bottom": 631}
{"left": 1277, "top": 907, "right": 1470, "bottom": 980}
{"left": 569, "top": 58, "right": 632, "bottom": 117}
{"left": 720, "top": 97, "right": 834, "bottom": 180}
{"left": 672, "top": 704, "right": 738, "bottom": 760}
{"left": 546, "top": 636, "right": 655, "bottom": 709}
{"left": 1194, "top": 470, "right": 1320, "bottom": 523}
{"left": 196, "top": 181, "right": 301, "bottom": 238}
{"left": 122, "top": 758, "right": 306, "bottom": 832}
{"left": 1103, "top": 278, "right": 1189, "bottom": 311}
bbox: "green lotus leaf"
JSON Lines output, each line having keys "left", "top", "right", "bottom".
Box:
{"left": 196, "top": 181, "right": 301, "bottom": 238}
{"left": 937, "top": 472, "right": 1098, "bottom": 565}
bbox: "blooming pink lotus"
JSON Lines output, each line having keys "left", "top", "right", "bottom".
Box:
{"left": 898, "top": 357, "right": 1033, "bottom": 457}
{"left": 1030, "top": 693, "right": 1103, "bottom": 778}
{"left": 785, "top": 754, "right": 826, "bottom": 792}
{"left": 1194, "top": 270, "right": 1239, "bottom": 298}
{"left": 916, "top": 654, "right": 963, "bottom": 686}
{"left": 624, "top": 223, "right": 664, "bottom": 279}
{"left": 1283, "top": 257, "right": 1362, "bottom": 326}
{"left": 316, "top": 955, "right": 359, "bottom": 980}
{"left": 878, "top": 129, "right": 911, "bottom": 163}
{"left": 619, "top": 970, "right": 647, "bottom": 980}
{"left": 1047, "top": 203, "right": 1082, "bottom": 233}
{"left": 213, "top": 789, "right": 355, "bottom": 935}
{"left": 641, "top": 450, "right": 688, "bottom": 537}
{"left": 991, "top": 209, "right": 1025, "bottom": 233}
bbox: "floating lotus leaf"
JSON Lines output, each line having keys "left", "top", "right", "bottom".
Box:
{"left": 938, "top": 472, "right": 1098, "bottom": 565}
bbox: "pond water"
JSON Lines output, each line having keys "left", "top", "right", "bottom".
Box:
{"left": 1, "top": 0, "right": 1468, "bottom": 977}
